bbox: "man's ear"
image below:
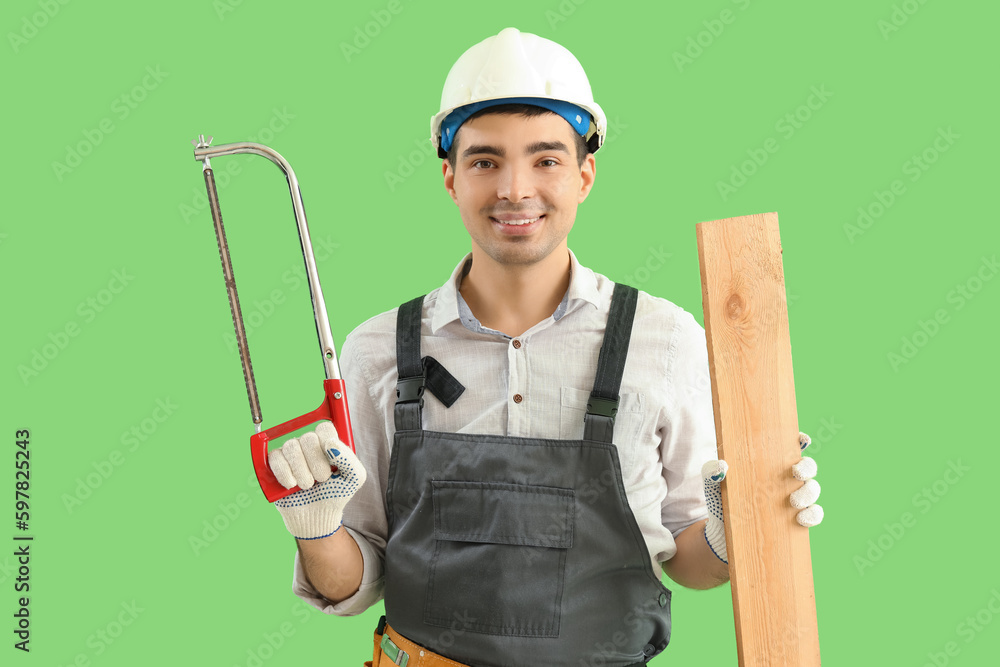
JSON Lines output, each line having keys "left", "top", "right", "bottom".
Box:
{"left": 442, "top": 159, "right": 458, "bottom": 204}
{"left": 578, "top": 153, "right": 596, "bottom": 204}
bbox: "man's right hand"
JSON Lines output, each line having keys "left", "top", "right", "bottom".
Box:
{"left": 269, "top": 421, "right": 367, "bottom": 540}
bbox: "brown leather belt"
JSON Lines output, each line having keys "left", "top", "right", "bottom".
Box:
{"left": 365, "top": 617, "right": 470, "bottom": 667}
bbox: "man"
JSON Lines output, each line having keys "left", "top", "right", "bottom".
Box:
{"left": 267, "top": 28, "right": 823, "bottom": 667}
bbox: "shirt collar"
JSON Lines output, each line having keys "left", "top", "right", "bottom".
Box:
{"left": 429, "top": 249, "right": 602, "bottom": 335}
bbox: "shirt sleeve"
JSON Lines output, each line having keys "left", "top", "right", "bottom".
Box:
{"left": 289, "top": 331, "right": 392, "bottom": 616}
{"left": 659, "top": 311, "right": 718, "bottom": 545}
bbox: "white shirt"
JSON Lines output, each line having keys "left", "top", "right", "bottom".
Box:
{"left": 292, "top": 250, "right": 718, "bottom": 616}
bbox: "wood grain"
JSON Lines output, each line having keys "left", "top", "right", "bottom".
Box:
{"left": 696, "top": 212, "right": 820, "bottom": 666}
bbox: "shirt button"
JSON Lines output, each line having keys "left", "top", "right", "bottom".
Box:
{"left": 513, "top": 393, "right": 523, "bottom": 404}
{"left": 512, "top": 339, "right": 522, "bottom": 349}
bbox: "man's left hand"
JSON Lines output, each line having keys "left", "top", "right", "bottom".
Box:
{"left": 702, "top": 432, "right": 824, "bottom": 564}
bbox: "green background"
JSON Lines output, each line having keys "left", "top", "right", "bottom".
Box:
{"left": 2, "top": 0, "right": 996, "bottom": 665}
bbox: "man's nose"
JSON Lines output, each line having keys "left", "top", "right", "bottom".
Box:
{"left": 496, "top": 163, "right": 534, "bottom": 202}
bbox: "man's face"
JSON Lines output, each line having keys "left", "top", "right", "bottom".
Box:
{"left": 442, "top": 112, "right": 596, "bottom": 269}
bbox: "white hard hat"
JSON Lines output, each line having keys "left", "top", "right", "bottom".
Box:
{"left": 430, "top": 27, "right": 607, "bottom": 158}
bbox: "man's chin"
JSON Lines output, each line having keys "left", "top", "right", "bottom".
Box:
{"left": 476, "top": 240, "right": 568, "bottom": 269}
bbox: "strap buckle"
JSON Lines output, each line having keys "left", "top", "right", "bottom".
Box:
{"left": 395, "top": 376, "right": 425, "bottom": 405}
{"left": 586, "top": 396, "right": 619, "bottom": 423}
{"left": 380, "top": 634, "right": 409, "bottom": 666}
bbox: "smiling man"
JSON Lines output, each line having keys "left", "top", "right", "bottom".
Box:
{"left": 266, "top": 27, "right": 822, "bottom": 667}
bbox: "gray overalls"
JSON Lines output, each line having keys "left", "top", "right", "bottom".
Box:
{"left": 383, "top": 284, "right": 672, "bottom": 667}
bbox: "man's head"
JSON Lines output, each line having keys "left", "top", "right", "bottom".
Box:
{"left": 432, "top": 28, "right": 604, "bottom": 270}
{"left": 441, "top": 104, "right": 596, "bottom": 268}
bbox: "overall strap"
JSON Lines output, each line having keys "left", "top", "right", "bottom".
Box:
{"left": 394, "top": 296, "right": 426, "bottom": 431}
{"left": 393, "top": 296, "right": 466, "bottom": 432}
{"left": 584, "top": 283, "right": 640, "bottom": 443}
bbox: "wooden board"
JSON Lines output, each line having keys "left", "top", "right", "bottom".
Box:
{"left": 696, "top": 212, "right": 820, "bottom": 666}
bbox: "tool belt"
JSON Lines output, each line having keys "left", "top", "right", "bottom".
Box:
{"left": 365, "top": 616, "right": 469, "bottom": 667}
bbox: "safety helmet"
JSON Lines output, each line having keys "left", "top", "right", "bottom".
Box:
{"left": 430, "top": 27, "right": 607, "bottom": 159}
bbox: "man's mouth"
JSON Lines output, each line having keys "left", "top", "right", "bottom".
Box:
{"left": 490, "top": 214, "right": 545, "bottom": 226}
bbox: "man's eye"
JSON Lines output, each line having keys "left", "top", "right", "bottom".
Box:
{"left": 539, "top": 159, "right": 558, "bottom": 167}
{"left": 472, "top": 159, "right": 494, "bottom": 169}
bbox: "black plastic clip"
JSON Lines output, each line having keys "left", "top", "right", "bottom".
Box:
{"left": 585, "top": 396, "right": 619, "bottom": 423}
{"left": 396, "top": 376, "right": 425, "bottom": 405}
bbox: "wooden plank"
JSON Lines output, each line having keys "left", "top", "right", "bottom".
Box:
{"left": 696, "top": 212, "right": 820, "bottom": 667}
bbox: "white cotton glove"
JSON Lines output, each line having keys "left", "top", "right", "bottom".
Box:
{"left": 702, "top": 459, "right": 730, "bottom": 564}
{"left": 268, "top": 421, "right": 367, "bottom": 540}
{"left": 703, "top": 432, "right": 824, "bottom": 564}
{"left": 790, "top": 432, "right": 824, "bottom": 527}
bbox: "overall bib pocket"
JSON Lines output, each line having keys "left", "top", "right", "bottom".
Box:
{"left": 424, "top": 481, "right": 575, "bottom": 638}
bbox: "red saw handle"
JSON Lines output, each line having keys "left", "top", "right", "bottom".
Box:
{"left": 250, "top": 379, "right": 355, "bottom": 502}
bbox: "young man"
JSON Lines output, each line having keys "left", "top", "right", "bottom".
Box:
{"left": 267, "top": 28, "right": 823, "bottom": 667}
